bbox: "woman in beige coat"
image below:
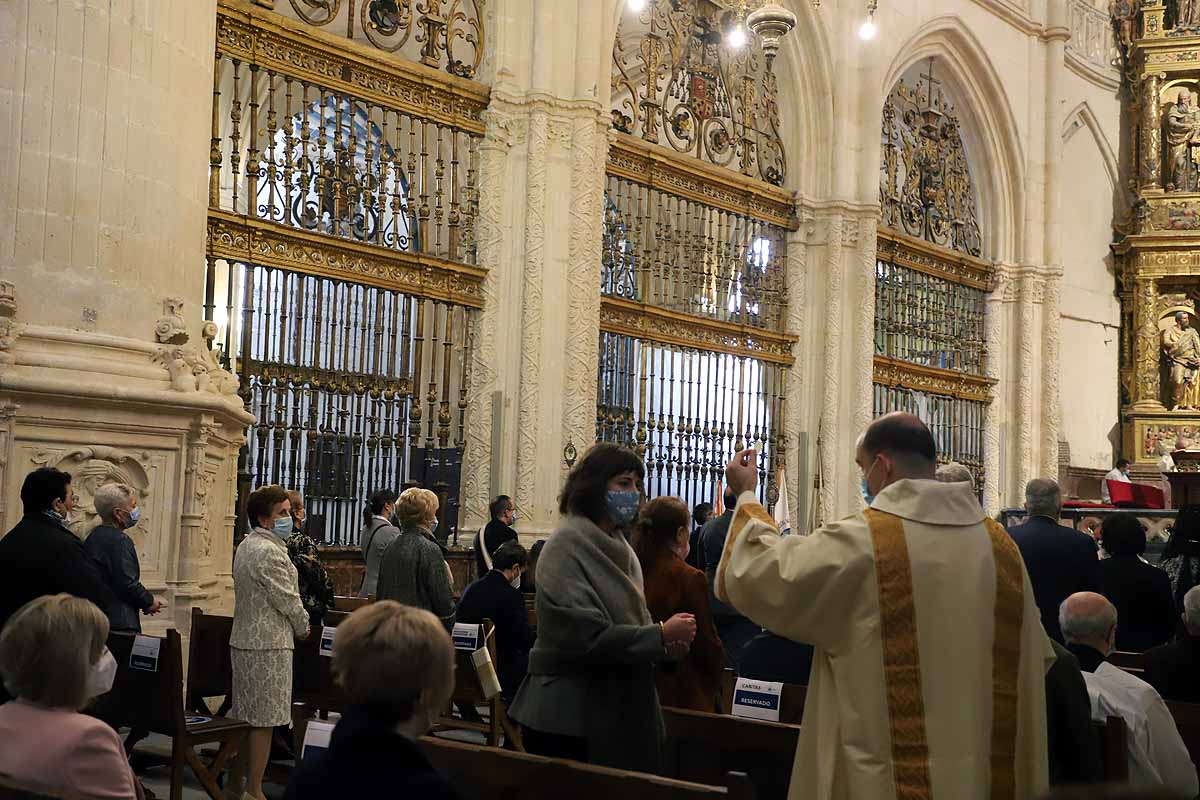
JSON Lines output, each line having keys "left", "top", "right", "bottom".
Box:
{"left": 231, "top": 485, "right": 310, "bottom": 800}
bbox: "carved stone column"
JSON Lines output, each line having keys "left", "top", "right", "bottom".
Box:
{"left": 983, "top": 273, "right": 1013, "bottom": 514}
{"left": 1132, "top": 276, "right": 1165, "bottom": 409}
{"left": 1142, "top": 73, "right": 1163, "bottom": 190}
{"left": 0, "top": 1, "right": 250, "bottom": 638}
{"left": 1040, "top": 274, "right": 1063, "bottom": 477}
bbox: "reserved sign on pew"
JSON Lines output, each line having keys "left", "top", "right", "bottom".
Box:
{"left": 301, "top": 720, "right": 336, "bottom": 761}
{"left": 731, "top": 677, "right": 783, "bottom": 722}
{"left": 319, "top": 626, "right": 335, "bottom": 657}
{"left": 452, "top": 623, "right": 482, "bottom": 651}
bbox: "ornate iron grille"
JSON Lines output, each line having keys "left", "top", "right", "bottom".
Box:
{"left": 205, "top": 259, "right": 475, "bottom": 544}
{"left": 596, "top": 331, "right": 784, "bottom": 510}
{"left": 872, "top": 383, "right": 985, "bottom": 493}
{"left": 277, "top": 0, "right": 485, "bottom": 78}
{"left": 879, "top": 58, "right": 982, "bottom": 257}
{"left": 610, "top": 0, "right": 788, "bottom": 185}
{"left": 210, "top": 53, "right": 480, "bottom": 265}
{"left": 873, "top": 258, "right": 987, "bottom": 374}
{"left": 602, "top": 175, "right": 787, "bottom": 329}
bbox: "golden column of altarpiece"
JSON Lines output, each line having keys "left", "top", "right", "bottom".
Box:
{"left": 1118, "top": 0, "right": 1200, "bottom": 470}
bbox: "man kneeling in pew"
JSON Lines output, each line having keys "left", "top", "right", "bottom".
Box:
{"left": 717, "top": 414, "right": 1055, "bottom": 800}
{"left": 285, "top": 601, "right": 461, "bottom": 800}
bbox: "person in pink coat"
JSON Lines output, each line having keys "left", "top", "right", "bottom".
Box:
{"left": 0, "top": 594, "right": 142, "bottom": 800}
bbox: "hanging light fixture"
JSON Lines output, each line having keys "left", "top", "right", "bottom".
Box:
{"left": 858, "top": 0, "right": 879, "bottom": 40}
{"left": 746, "top": 4, "right": 798, "bottom": 65}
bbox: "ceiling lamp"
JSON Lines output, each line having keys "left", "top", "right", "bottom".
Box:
{"left": 859, "top": 0, "right": 879, "bottom": 40}
{"left": 747, "top": 4, "right": 798, "bottom": 64}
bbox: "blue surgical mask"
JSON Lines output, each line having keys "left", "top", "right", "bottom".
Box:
{"left": 272, "top": 516, "right": 293, "bottom": 539}
{"left": 120, "top": 506, "right": 141, "bottom": 530}
{"left": 606, "top": 489, "right": 640, "bottom": 525}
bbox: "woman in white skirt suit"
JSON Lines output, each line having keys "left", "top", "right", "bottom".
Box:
{"left": 231, "top": 485, "right": 311, "bottom": 800}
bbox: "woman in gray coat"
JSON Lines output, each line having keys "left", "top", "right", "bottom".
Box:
{"left": 358, "top": 489, "right": 399, "bottom": 598}
{"left": 508, "top": 444, "right": 697, "bottom": 773}
{"left": 376, "top": 488, "right": 454, "bottom": 627}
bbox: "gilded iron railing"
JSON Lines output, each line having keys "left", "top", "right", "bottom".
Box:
{"left": 872, "top": 383, "right": 986, "bottom": 491}
{"left": 208, "top": 1, "right": 488, "bottom": 544}
{"left": 598, "top": 133, "right": 796, "bottom": 511}
{"left": 596, "top": 332, "right": 785, "bottom": 509}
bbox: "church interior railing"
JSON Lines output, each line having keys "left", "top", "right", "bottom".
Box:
{"left": 208, "top": 0, "right": 488, "bottom": 544}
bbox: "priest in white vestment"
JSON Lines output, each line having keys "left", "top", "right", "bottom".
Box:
{"left": 718, "top": 413, "right": 1054, "bottom": 800}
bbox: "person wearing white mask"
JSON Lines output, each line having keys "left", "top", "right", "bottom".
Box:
{"left": 456, "top": 541, "right": 535, "bottom": 699}
{"left": 84, "top": 483, "right": 162, "bottom": 633}
{"left": 283, "top": 602, "right": 460, "bottom": 800}
{"left": 376, "top": 488, "right": 455, "bottom": 628}
{"left": 230, "top": 485, "right": 311, "bottom": 800}
{"left": 0, "top": 594, "right": 142, "bottom": 800}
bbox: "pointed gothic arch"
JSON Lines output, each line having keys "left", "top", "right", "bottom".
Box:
{"left": 881, "top": 17, "right": 1026, "bottom": 263}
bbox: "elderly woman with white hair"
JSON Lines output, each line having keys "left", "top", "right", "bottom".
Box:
{"left": 283, "top": 602, "right": 460, "bottom": 799}
{"left": 83, "top": 482, "right": 160, "bottom": 632}
{"left": 0, "top": 594, "right": 143, "bottom": 799}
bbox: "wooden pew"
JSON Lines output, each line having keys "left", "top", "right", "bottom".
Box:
{"left": 1108, "top": 650, "right": 1146, "bottom": 671}
{"left": 662, "top": 707, "right": 798, "bottom": 800}
{"left": 716, "top": 668, "right": 807, "bottom": 726}
{"left": 1167, "top": 700, "right": 1200, "bottom": 768}
{"left": 419, "top": 736, "right": 755, "bottom": 800}
{"left": 332, "top": 595, "right": 371, "bottom": 612}
{"left": 186, "top": 609, "right": 235, "bottom": 717}
{"left": 435, "top": 619, "right": 524, "bottom": 750}
{"left": 106, "top": 630, "right": 249, "bottom": 800}
{"left": 1095, "top": 716, "right": 1129, "bottom": 782}
{"left": 291, "top": 615, "right": 348, "bottom": 756}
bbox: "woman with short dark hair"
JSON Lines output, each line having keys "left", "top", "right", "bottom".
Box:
{"left": 632, "top": 496, "right": 725, "bottom": 712}
{"left": 508, "top": 443, "right": 697, "bottom": 773}
{"left": 232, "top": 485, "right": 311, "bottom": 800}
{"left": 1097, "top": 512, "right": 1176, "bottom": 651}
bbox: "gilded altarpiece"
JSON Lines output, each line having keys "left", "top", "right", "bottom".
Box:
{"left": 1116, "top": 1, "right": 1200, "bottom": 465}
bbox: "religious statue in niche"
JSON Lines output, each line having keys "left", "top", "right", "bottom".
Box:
{"left": 1165, "top": 88, "right": 1200, "bottom": 192}
{"left": 1112, "top": 0, "right": 1141, "bottom": 67}
{"left": 1170, "top": 0, "right": 1200, "bottom": 33}
{"left": 1163, "top": 310, "right": 1200, "bottom": 409}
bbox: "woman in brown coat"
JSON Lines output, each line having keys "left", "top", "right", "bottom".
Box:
{"left": 632, "top": 497, "right": 726, "bottom": 712}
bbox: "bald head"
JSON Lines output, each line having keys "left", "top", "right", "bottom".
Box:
{"left": 859, "top": 412, "right": 936, "bottom": 474}
{"left": 1060, "top": 592, "right": 1118, "bottom": 653}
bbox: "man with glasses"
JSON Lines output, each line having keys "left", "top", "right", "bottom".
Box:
{"left": 0, "top": 467, "right": 116, "bottom": 703}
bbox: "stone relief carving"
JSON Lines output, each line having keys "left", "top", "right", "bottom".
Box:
{"left": 30, "top": 446, "right": 151, "bottom": 539}
{"left": 152, "top": 319, "right": 239, "bottom": 396}
{"left": 154, "top": 297, "right": 189, "bottom": 345}
{"left": 0, "top": 280, "right": 18, "bottom": 365}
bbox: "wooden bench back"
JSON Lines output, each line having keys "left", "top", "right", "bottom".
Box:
{"left": 186, "top": 609, "right": 234, "bottom": 711}
{"left": 293, "top": 617, "right": 346, "bottom": 714}
{"left": 716, "top": 669, "right": 806, "bottom": 726}
{"left": 662, "top": 706, "right": 798, "bottom": 800}
{"left": 1167, "top": 700, "right": 1200, "bottom": 767}
{"left": 450, "top": 619, "right": 496, "bottom": 706}
{"left": 332, "top": 596, "right": 372, "bottom": 612}
{"left": 105, "top": 629, "right": 186, "bottom": 738}
{"left": 1107, "top": 651, "right": 1146, "bottom": 671}
{"left": 1094, "top": 716, "right": 1129, "bottom": 782}
{"left": 419, "top": 736, "right": 752, "bottom": 800}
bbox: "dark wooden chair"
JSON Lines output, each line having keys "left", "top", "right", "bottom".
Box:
{"left": 106, "top": 630, "right": 249, "bottom": 800}
{"left": 716, "top": 668, "right": 806, "bottom": 726}
{"left": 662, "top": 706, "right": 799, "bottom": 800}
{"left": 435, "top": 619, "right": 524, "bottom": 750}
{"left": 1167, "top": 700, "right": 1200, "bottom": 768}
{"left": 185, "top": 609, "right": 234, "bottom": 717}
{"left": 1108, "top": 650, "right": 1146, "bottom": 671}
{"left": 1095, "top": 716, "right": 1129, "bottom": 782}
{"left": 419, "top": 736, "right": 755, "bottom": 800}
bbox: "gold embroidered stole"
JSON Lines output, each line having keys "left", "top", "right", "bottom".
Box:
{"left": 864, "top": 511, "right": 1026, "bottom": 800}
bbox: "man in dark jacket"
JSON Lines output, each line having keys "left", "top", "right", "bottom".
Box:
{"left": 687, "top": 502, "right": 713, "bottom": 570}
{"left": 456, "top": 541, "right": 535, "bottom": 699}
{"left": 0, "top": 467, "right": 117, "bottom": 703}
{"left": 739, "top": 630, "right": 815, "bottom": 686}
{"left": 84, "top": 482, "right": 160, "bottom": 633}
{"left": 472, "top": 495, "right": 518, "bottom": 580}
{"left": 1143, "top": 584, "right": 1200, "bottom": 702}
{"left": 1006, "top": 478, "right": 1099, "bottom": 643}
{"left": 700, "top": 490, "right": 759, "bottom": 670}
